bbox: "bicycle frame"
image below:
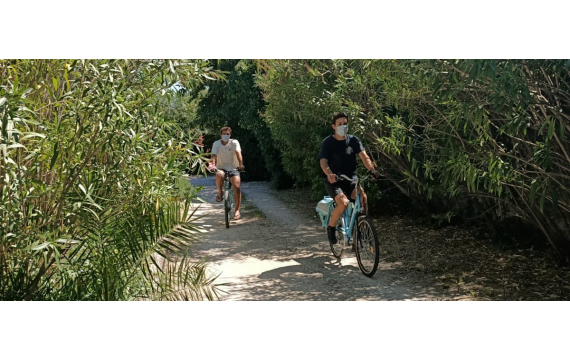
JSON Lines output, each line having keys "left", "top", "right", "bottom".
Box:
{"left": 335, "top": 175, "right": 364, "bottom": 246}
{"left": 223, "top": 174, "right": 234, "bottom": 209}
{"left": 210, "top": 166, "right": 239, "bottom": 205}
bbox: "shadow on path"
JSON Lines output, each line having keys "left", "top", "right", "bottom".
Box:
{"left": 187, "top": 177, "right": 462, "bottom": 301}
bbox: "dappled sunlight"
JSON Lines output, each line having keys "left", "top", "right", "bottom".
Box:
{"left": 187, "top": 177, "right": 468, "bottom": 301}
{"left": 212, "top": 257, "right": 301, "bottom": 281}
{"left": 210, "top": 251, "right": 458, "bottom": 301}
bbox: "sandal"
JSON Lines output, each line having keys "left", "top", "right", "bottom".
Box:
{"left": 234, "top": 211, "right": 241, "bottom": 220}
{"left": 215, "top": 194, "right": 222, "bottom": 202}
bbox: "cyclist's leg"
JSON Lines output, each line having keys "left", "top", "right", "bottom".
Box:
{"left": 215, "top": 170, "right": 225, "bottom": 201}
{"left": 350, "top": 184, "right": 368, "bottom": 215}
{"left": 359, "top": 186, "right": 368, "bottom": 215}
{"left": 324, "top": 180, "right": 348, "bottom": 244}
{"left": 329, "top": 185, "right": 349, "bottom": 226}
{"left": 229, "top": 171, "right": 241, "bottom": 219}
{"left": 329, "top": 193, "right": 349, "bottom": 227}
{"left": 324, "top": 180, "right": 349, "bottom": 227}
{"left": 327, "top": 193, "right": 348, "bottom": 245}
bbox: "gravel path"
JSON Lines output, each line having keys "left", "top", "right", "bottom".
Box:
{"left": 188, "top": 176, "right": 457, "bottom": 301}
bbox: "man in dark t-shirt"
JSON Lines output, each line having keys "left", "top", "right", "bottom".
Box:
{"left": 317, "top": 112, "right": 380, "bottom": 245}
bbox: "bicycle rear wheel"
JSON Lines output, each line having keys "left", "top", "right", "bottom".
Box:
{"left": 224, "top": 188, "right": 230, "bottom": 228}
{"left": 355, "top": 216, "right": 379, "bottom": 277}
{"left": 330, "top": 218, "right": 344, "bottom": 259}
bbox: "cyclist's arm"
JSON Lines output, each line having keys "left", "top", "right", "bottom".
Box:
{"left": 236, "top": 150, "right": 244, "bottom": 169}
{"left": 211, "top": 141, "right": 219, "bottom": 167}
{"left": 358, "top": 150, "right": 376, "bottom": 172}
{"left": 320, "top": 159, "right": 337, "bottom": 183}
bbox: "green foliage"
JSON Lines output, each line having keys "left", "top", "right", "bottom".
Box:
{"left": 194, "top": 60, "right": 291, "bottom": 186}
{"left": 255, "top": 59, "right": 570, "bottom": 260}
{"left": 255, "top": 60, "right": 340, "bottom": 196}
{"left": 0, "top": 59, "right": 222, "bottom": 300}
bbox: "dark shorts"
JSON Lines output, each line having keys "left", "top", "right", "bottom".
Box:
{"left": 324, "top": 178, "right": 356, "bottom": 200}
{"left": 221, "top": 169, "right": 240, "bottom": 178}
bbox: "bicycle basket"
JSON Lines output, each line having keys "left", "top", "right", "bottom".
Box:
{"left": 315, "top": 196, "right": 333, "bottom": 227}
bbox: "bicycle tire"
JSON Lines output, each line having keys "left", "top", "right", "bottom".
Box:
{"left": 224, "top": 188, "right": 230, "bottom": 228}
{"left": 330, "top": 218, "right": 344, "bottom": 259}
{"left": 355, "top": 216, "right": 379, "bottom": 277}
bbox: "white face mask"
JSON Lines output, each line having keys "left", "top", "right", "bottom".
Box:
{"left": 335, "top": 125, "right": 348, "bottom": 137}
{"left": 221, "top": 134, "right": 231, "bottom": 142}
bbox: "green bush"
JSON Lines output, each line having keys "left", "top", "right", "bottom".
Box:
{"left": 256, "top": 60, "right": 341, "bottom": 197}
{"left": 194, "top": 60, "right": 291, "bottom": 186}
{"left": 0, "top": 59, "right": 222, "bottom": 300}
{"left": 255, "top": 59, "right": 570, "bottom": 261}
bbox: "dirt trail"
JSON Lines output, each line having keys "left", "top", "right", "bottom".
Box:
{"left": 188, "top": 176, "right": 457, "bottom": 300}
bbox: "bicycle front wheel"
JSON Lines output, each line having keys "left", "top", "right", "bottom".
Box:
{"left": 224, "top": 188, "right": 230, "bottom": 228}
{"left": 355, "top": 216, "right": 379, "bottom": 277}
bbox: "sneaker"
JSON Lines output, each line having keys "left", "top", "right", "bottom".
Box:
{"left": 327, "top": 226, "right": 337, "bottom": 245}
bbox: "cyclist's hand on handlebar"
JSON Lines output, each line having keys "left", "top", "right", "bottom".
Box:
{"left": 369, "top": 169, "right": 382, "bottom": 180}
{"left": 327, "top": 172, "right": 337, "bottom": 184}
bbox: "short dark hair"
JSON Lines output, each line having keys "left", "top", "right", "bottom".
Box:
{"left": 220, "top": 126, "right": 232, "bottom": 134}
{"left": 331, "top": 112, "right": 348, "bottom": 125}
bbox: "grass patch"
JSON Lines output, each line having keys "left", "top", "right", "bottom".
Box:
{"left": 240, "top": 193, "right": 266, "bottom": 219}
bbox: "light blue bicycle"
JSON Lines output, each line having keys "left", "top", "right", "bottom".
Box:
{"left": 316, "top": 173, "right": 380, "bottom": 277}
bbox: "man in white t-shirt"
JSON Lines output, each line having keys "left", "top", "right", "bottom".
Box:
{"left": 210, "top": 126, "right": 245, "bottom": 220}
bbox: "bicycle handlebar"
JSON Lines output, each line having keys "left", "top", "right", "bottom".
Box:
{"left": 335, "top": 173, "right": 370, "bottom": 182}
{"left": 337, "top": 174, "right": 354, "bottom": 182}
{"left": 209, "top": 166, "right": 245, "bottom": 173}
